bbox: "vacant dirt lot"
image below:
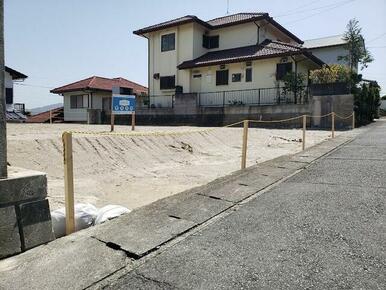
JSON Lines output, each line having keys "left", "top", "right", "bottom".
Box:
{"left": 7, "top": 123, "right": 339, "bottom": 210}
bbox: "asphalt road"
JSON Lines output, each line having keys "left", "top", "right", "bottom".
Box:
{"left": 108, "top": 121, "right": 386, "bottom": 289}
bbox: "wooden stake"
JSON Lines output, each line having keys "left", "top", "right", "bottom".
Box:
{"left": 131, "top": 112, "right": 136, "bottom": 131}
{"left": 110, "top": 113, "right": 115, "bottom": 132}
{"left": 241, "top": 120, "right": 249, "bottom": 170}
{"left": 302, "top": 115, "right": 306, "bottom": 151}
{"left": 62, "top": 132, "right": 75, "bottom": 235}
{"left": 332, "top": 112, "right": 335, "bottom": 138}
{"left": 352, "top": 111, "right": 355, "bottom": 129}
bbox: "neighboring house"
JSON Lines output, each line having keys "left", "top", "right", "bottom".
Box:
{"left": 5, "top": 66, "right": 28, "bottom": 122}
{"left": 51, "top": 76, "right": 147, "bottom": 123}
{"left": 26, "top": 107, "right": 64, "bottom": 123}
{"left": 133, "top": 12, "right": 324, "bottom": 107}
{"left": 303, "top": 34, "right": 350, "bottom": 67}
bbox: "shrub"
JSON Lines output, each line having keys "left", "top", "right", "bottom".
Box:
{"left": 354, "top": 81, "right": 381, "bottom": 125}
{"left": 309, "top": 64, "right": 351, "bottom": 84}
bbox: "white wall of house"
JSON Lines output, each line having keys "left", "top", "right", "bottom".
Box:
{"left": 5, "top": 71, "right": 13, "bottom": 111}
{"left": 206, "top": 21, "right": 296, "bottom": 52}
{"left": 380, "top": 100, "right": 386, "bottom": 110}
{"left": 309, "top": 45, "right": 349, "bottom": 66}
{"left": 189, "top": 57, "right": 315, "bottom": 94}
{"left": 147, "top": 20, "right": 302, "bottom": 97}
{"left": 63, "top": 90, "right": 112, "bottom": 122}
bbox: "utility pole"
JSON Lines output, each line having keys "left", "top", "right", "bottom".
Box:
{"left": 0, "top": 0, "right": 7, "bottom": 179}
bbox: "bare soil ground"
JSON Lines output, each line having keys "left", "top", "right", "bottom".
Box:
{"left": 7, "top": 123, "right": 340, "bottom": 210}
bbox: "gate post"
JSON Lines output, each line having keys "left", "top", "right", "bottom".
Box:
{"left": 302, "top": 115, "right": 307, "bottom": 151}
{"left": 62, "top": 132, "right": 75, "bottom": 235}
{"left": 241, "top": 120, "right": 249, "bottom": 170}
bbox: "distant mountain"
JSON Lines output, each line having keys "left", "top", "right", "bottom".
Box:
{"left": 28, "top": 103, "right": 63, "bottom": 115}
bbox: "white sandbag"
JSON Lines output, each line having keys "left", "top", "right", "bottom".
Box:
{"left": 95, "top": 205, "right": 131, "bottom": 225}
{"left": 51, "top": 203, "right": 98, "bottom": 238}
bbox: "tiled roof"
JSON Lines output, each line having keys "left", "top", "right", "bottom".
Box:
{"left": 303, "top": 35, "right": 346, "bottom": 49}
{"left": 133, "top": 15, "right": 210, "bottom": 35}
{"left": 51, "top": 76, "right": 148, "bottom": 95}
{"left": 206, "top": 12, "right": 267, "bottom": 27}
{"left": 27, "top": 107, "right": 64, "bottom": 123}
{"left": 133, "top": 12, "right": 302, "bottom": 43}
{"left": 178, "top": 40, "right": 321, "bottom": 69}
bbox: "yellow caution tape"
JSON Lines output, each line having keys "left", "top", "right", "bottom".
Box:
{"left": 306, "top": 112, "right": 333, "bottom": 118}
{"left": 248, "top": 115, "right": 303, "bottom": 123}
{"left": 66, "top": 128, "right": 217, "bottom": 138}
{"left": 334, "top": 113, "right": 354, "bottom": 119}
{"left": 63, "top": 111, "right": 354, "bottom": 138}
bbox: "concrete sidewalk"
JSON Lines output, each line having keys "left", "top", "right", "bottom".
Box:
{"left": 103, "top": 121, "right": 386, "bottom": 289}
{"left": 1, "top": 123, "right": 384, "bottom": 289}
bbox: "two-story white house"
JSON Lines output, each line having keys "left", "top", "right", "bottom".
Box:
{"left": 303, "top": 34, "right": 350, "bottom": 66}
{"left": 134, "top": 13, "right": 325, "bottom": 107}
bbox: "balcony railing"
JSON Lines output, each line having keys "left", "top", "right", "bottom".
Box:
{"left": 13, "top": 103, "right": 26, "bottom": 114}
{"left": 198, "top": 87, "right": 309, "bottom": 107}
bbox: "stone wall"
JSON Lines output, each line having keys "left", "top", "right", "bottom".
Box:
{"left": 0, "top": 167, "right": 54, "bottom": 259}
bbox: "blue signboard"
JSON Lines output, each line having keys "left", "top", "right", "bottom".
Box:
{"left": 112, "top": 95, "right": 136, "bottom": 115}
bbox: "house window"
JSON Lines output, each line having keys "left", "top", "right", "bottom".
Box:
{"left": 70, "top": 95, "right": 85, "bottom": 109}
{"left": 102, "top": 97, "right": 111, "bottom": 111}
{"left": 232, "top": 73, "right": 242, "bottom": 82}
{"left": 203, "top": 35, "right": 219, "bottom": 49}
{"left": 5, "top": 88, "right": 13, "bottom": 104}
{"left": 193, "top": 74, "right": 202, "bottom": 78}
{"left": 216, "top": 70, "right": 229, "bottom": 86}
{"left": 245, "top": 68, "right": 252, "bottom": 82}
{"left": 161, "top": 33, "right": 175, "bottom": 52}
{"left": 160, "top": 75, "right": 175, "bottom": 90}
{"left": 276, "top": 62, "right": 292, "bottom": 80}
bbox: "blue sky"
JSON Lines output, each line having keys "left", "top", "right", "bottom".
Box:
{"left": 5, "top": 0, "right": 386, "bottom": 108}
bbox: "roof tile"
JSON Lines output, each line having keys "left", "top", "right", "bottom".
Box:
{"left": 178, "top": 40, "right": 312, "bottom": 69}
{"left": 206, "top": 13, "right": 266, "bottom": 26}
{"left": 51, "top": 76, "right": 148, "bottom": 95}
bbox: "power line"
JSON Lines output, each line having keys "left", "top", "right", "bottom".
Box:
{"left": 274, "top": 0, "right": 324, "bottom": 17}
{"left": 367, "top": 32, "right": 386, "bottom": 43}
{"left": 274, "top": 0, "right": 353, "bottom": 18}
{"left": 368, "top": 45, "right": 386, "bottom": 49}
{"left": 283, "top": 0, "right": 356, "bottom": 25}
{"left": 14, "top": 83, "right": 54, "bottom": 89}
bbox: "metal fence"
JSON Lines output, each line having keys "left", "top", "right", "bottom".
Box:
{"left": 198, "top": 87, "right": 309, "bottom": 107}
{"left": 142, "top": 95, "right": 174, "bottom": 109}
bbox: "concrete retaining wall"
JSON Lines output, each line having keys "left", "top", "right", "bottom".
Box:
{"left": 107, "top": 93, "right": 354, "bottom": 129}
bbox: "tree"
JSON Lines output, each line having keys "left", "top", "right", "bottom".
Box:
{"left": 338, "top": 19, "right": 374, "bottom": 72}
{"left": 354, "top": 81, "right": 381, "bottom": 125}
{"left": 282, "top": 72, "right": 306, "bottom": 104}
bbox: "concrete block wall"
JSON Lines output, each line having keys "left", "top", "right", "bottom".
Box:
{"left": 0, "top": 167, "right": 54, "bottom": 259}
{"left": 311, "top": 94, "right": 354, "bottom": 129}
{"left": 105, "top": 93, "right": 354, "bottom": 129}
